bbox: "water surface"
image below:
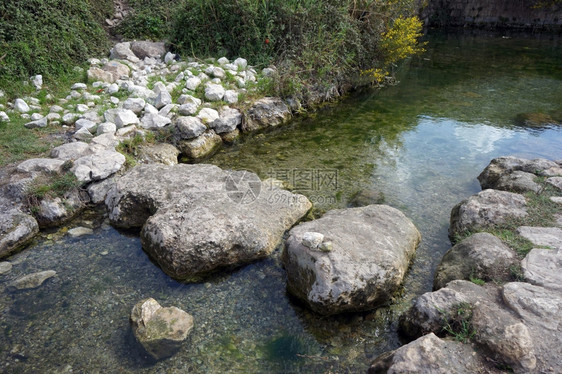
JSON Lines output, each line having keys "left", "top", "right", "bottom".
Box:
{"left": 1, "top": 32, "right": 561, "bottom": 373}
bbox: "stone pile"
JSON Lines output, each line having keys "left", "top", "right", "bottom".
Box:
{"left": 371, "top": 156, "right": 562, "bottom": 374}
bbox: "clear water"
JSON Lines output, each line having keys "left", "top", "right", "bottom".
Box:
{"left": 1, "top": 32, "right": 561, "bottom": 373}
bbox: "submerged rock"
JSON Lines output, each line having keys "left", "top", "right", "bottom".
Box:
{"left": 433, "top": 233, "right": 517, "bottom": 290}
{"left": 449, "top": 189, "right": 527, "bottom": 240}
{"left": 10, "top": 270, "right": 57, "bottom": 290}
{"left": 347, "top": 189, "right": 385, "bottom": 207}
{"left": 106, "top": 164, "right": 311, "bottom": 279}
{"left": 0, "top": 261, "right": 12, "bottom": 274}
{"left": 514, "top": 112, "right": 558, "bottom": 128}
{"left": 67, "top": 226, "right": 94, "bottom": 238}
{"left": 130, "top": 298, "right": 194, "bottom": 360}
{"left": 283, "top": 204, "right": 420, "bottom": 315}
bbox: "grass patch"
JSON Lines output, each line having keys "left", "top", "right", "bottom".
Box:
{"left": 439, "top": 302, "right": 477, "bottom": 343}
{"left": 469, "top": 276, "right": 486, "bottom": 286}
{"left": 116, "top": 132, "right": 156, "bottom": 168}
{"left": 0, "top": 118, "right": 65, "bottom": 167}
{"left": 25, "top": 169, "right": 81, "bottom": 212}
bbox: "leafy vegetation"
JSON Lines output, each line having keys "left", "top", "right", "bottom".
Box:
{"left": 115, "top": 0, "right": 177, "bottom": 40}
{"left": 25, "top": 169, "right": 81, "bottom": 211}
{"left": 439, "top": 302, "right": 477, "bottom": 343}
{"left": 0, "top": 0, "right": 111, "bottom": 87}
{"left": 170, "top": 0, "right": 424, "bottom": 98}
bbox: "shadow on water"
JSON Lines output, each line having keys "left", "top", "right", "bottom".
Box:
{"left": 1, "top": 31, "right": 562, "bottom": 373}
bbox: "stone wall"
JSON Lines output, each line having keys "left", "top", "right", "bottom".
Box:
{"left": 421, "top": 0, "right": 562, "bottom": 30}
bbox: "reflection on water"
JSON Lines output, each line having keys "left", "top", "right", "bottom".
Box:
{"left": 1, "top": 32, "right": 562, "bottom": 373}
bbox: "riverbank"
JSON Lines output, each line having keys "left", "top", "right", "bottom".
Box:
{"left": 0, "top": 31, "right": 561, "bottom": 373}
{"left": 371, "top": 156, "right": 562, "bottom": 373}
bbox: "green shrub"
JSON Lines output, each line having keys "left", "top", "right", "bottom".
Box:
{"left": 115, "top": 0, "right": 177, "bottom": 39}
{"left": 170, "top": 0, "right": 423, "bottom": 98}
{"left": 0, "top": 0, "right": 112, "bottom": 84}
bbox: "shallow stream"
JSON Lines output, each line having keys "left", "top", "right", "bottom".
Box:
{"left": 1, "top": 31, "right": 561, "bottom": 373}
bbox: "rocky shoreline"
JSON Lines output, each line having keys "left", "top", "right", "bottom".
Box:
{"left": 0, "top": 40, "right": 561, "bottom": 371}
{"left": 0, "top": 40, "right": 308, "bottom": 259}
{"left": 370, "top": 156, "right": 562, "bottom": 373}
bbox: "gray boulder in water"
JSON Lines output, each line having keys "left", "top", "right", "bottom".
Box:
{"left": 105, "top": 164, "right": 311, "bottom": 279}
{"left": 283, "top": 204, "right": 420, "bottom": 315}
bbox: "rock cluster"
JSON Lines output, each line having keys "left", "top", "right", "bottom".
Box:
{"left": 373, "top": 156, "right": 562, "bottom": 373}
{"left": 105, "top": 163, "right": 312, "bottom": 280}
{"left": 0, "top": 40, "right": 297, "bottom": 259}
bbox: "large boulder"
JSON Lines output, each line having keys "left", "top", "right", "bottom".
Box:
{"left": 449, "top": 189, "right": 527, "bottom": 240}
{"left": 210, "top": 107, "right": 242, "bottom": 134}
{"left": 173, "top": 116, "right": 206, "bottom": 140}
{"left": 0, "top": 208, "right": 39, "bottom": 259}
{"left": 241, "top": 97, "right": 291, "bottom": 132}
{"left": 106, "top": 164, "right": 311, "bottom": 279}
{"left": 130, "top": 298, "right": 194, "bottom": 360}
{"left": 433, "top": 233, "right": 517, "bottom": 290}
{"left": 489, "top": 171, "right": 542, "bottom": 194}
{"left": 32, "top": 189, "right": 86, "bottom": 228}
{"left": 283, "top": 205, "right": 421, "bottom": 315}
{"left": 71, "top": 150, "right": 126, "bottom": 184}
{"left": 131, "top": 41, "right": 166, "bottom": 59}
{"left": 516, "top": 226, "right": 562, "bottom": 249}
{"left": 17, "top": 158, "right": 65, "bottom": 174}
{"left": 102, "top": 61, "right": 130, "bottom": 82}
{"left": 368, "top": 333, "right": 497, "bottom": 374}
{"left": 478, "top": 156, "right": 559, "bottom": 190}
{"left": 399, "top": 280, "right": 491, "bottom": 339}
{"left": 109, "top": 42, "right": 138, "bottom": 61}
{"left": 50, "top": 142, "right": 91, "bottom": 161}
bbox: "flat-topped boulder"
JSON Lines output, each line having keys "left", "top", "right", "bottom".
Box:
{"left": 283, "top": 204, "right": 420, "bottom": 315}
{"left": 516, "top": 226, "right": 562, "bottom": 249}
{"left": 449, "top": 189, "right": 527, "bottom": 240}
{"left": 521, "top": 248, "right": 562, "bottom": 291}
{"left": 433, "top": 233, "right": 517, "bottom": 290}
{"left": 105, "top": 164, "right": 311, "bottom": 279}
